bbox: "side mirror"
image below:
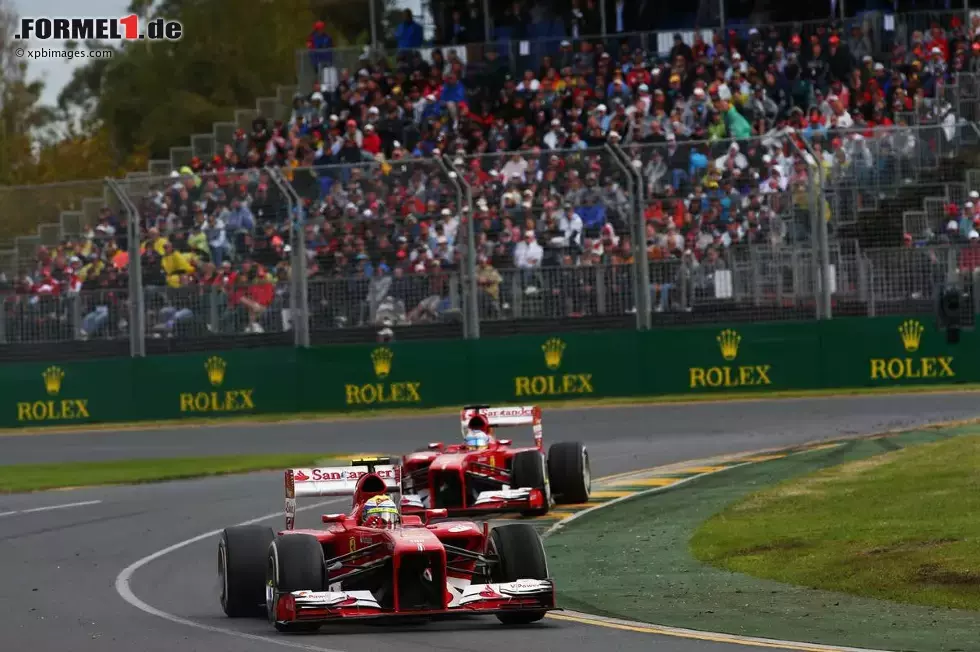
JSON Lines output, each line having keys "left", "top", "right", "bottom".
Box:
{"left": 498, "top": 439, "right": 512, "bottom": 446}
{"left": 427, "top": 442, "right": 443, "bottom": 450}
{"left": 424, "top": 508, "right": 448, "bottom": 522}
{"left": 321, "top": 513, "right": 346, "bottom": 524}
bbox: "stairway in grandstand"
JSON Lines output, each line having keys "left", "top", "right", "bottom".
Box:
{"left": 0, "top": 81, "right": 299, "bottom": 277}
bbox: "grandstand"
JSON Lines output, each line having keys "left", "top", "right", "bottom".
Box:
{"left": 3, "top": 6, "right": 980, "bottom": 355}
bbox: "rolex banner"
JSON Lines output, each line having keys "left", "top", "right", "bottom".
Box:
{"left": 130, "top": 347, "right": 300, "bottom": 420}
{"left": 0, "top": 315, "right": 976, "bottom": 428}
{"left": 818, "top": 316, "right": 962, "bottom": 387}
{"left": 1, "top": 357, "right": 136, "bottom": 425}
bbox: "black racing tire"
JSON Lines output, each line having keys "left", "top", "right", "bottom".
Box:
{"left": 547, "top": 442, "right": 591, "bottom": 504}
{"left": 489, "top": 523, "right": 549, "bottom": 625}
{"left": 267, "top": 534, "right": 325, "bottom": 633}
{"left": 218, "top": 525, "right": 274, "bottom": 618}
{"left": 510, "top": 450, "right": 550, "bottom": 517}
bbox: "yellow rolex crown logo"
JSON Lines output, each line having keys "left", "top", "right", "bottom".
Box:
{"left": 898, "top": 320, "right": 924, "bottom": 353}
{"left": 205, "top": 356, "right": 227, "bottom": 387}
{"left": 717, "top": 329, "right": 741, "bottom": 361}
{"left": 42, "top": 366, "right": 65, "bottom": 396}
{"left": 542, "top": 337, "right": 566, "bottom": 370}
{"left": 372, "top": 347, "right": 394, "bottom": 378}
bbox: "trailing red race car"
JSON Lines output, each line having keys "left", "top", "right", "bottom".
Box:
{"left": 217, "top": 458, "right": 557, "bottom": 633}
{"left": 399, "top": 405, "right": 590, "bottom": 518}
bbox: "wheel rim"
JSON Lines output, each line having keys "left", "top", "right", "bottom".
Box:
{"left": 542, "top": 455, "right": 552, "bottom": 507}
{"left": 266, "top": 550, "right": 277, "bottom": 622}
{"left": 487, "top": 535, "right": 501, "bottom": 582}
{"left": 218, "top": 542, "right": 228, "bottom": 609}
{"left": 582, "top": 450, "right": 591, "bottom": 495}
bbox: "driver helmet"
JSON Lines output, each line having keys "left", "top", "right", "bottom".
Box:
{"left": 360, "top": 494, "right": 400, "bottom": 529}
{"left": 464, "top": 428, "right": 491, "bottom": 450}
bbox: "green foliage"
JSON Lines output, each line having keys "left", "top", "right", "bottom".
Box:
{"left": 60, "top": 0, "right": 318, "bottom": 159}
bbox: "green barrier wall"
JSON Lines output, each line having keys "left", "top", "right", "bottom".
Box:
{"left": 4, "top": 315, "right": 974, "bottom": 429}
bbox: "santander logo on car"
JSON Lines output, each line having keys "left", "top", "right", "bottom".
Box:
{"left": 294, "top": 468, "right": 399, "bottom": 482}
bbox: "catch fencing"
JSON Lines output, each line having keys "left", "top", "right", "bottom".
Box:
{"left": 3, "top": 123, "right": 980, "bottom": 353}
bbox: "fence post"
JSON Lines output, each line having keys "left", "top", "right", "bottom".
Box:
{"left": 789, "top": 134, "right": 832, "bottom": 320}
{"left": 105, "top": 177, "right": 145, "bottom": 357}
{"left": 369, "top": 0, "right": 378, "bottom": 48}
{"left": 482, "top": 0, "right": 492, "bottom": 41}
{"left": 813, "top": 164, "right": 833, "bottom": 319}
{"left": 607, "top": 143, "right": 651, "bottom": 330}
{"left": 440, "top": 155, "right": 479, "bottom": 339}
{"left": 269, "top": 167, "right": 309, "bottom": 347}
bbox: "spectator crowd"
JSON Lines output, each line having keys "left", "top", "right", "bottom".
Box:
{"left": 5, "top": 8, "right": 980, "bottom": 342}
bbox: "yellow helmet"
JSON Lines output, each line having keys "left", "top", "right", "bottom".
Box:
{"left": 361, "top": 494, "right": 399, "bottom": 529}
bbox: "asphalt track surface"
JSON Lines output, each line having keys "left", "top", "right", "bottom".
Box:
{"left": 4, "top": 392, "right": 980, "bottom": 652}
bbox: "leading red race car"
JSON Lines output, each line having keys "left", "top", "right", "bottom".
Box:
{"left": 399, "top": 405, "right": 590, "bottom": 518}
{"left": 217, "top": 458, "right": 557, "bottom": 633}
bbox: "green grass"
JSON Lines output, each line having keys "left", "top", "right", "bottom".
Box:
{"left": 547, "top": 430, "right": 980, "bottom": 651}
{"left": 0, "top": 453, "right": 354, "bottom": 493}
{"left": 691, "top": 434, "right": 980, "bottom": 611}
{"left": 4, "top": 382, "right": 980, "bottom": 437}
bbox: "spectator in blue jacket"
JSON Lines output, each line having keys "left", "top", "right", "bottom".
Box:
{"left": 395, "top": 9, "right": 424, "bottom": 50}
{"left": 307, "top": 21, "right": 334, "bottom": 69}
{"left": 439, "top": 72, "right": 466, "bottom": 121}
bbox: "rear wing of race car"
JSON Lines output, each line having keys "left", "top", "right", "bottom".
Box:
{"left": 284, "top": 458, "right": 400, "bottom": 530}
{"left": 460, "top": 405, "right": 543, "bottom": 451}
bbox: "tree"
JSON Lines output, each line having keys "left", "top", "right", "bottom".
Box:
{"left": 0, "top": 0, "right": 56, "bottom": 184}
{"left": 0, "top": 0, "right": 150, "bottom": 246}
{"left": 60, "top": 0, "right": 319, "bottom": 160}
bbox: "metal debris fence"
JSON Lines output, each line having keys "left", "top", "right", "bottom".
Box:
{"left": 3, "top": 123, "right": 980, "bottom": 349}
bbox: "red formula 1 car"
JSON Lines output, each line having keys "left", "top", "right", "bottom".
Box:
{"left": 217, "top": 458, "right": 557, "bottom": 633}
{"left": 399, "top": 405, "right": 591, "bottom": 518}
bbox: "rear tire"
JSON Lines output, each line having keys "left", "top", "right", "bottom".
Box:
{"left": 548, "top": 442, "right": 590, "bottom": 504}
{"left": 489, "top": 523, "right": 549, "bottom": 625}
{"left": 267, "top": 534, "right": 325, "bottom": 633}
{"left": 218, "top": 525, "right": 274, "bottom": 618}
{"left": 510, "top": 450, "right": 550, "bottom": 517}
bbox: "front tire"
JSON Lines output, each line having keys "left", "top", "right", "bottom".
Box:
{"left": 218, "top": 525, "right": 274, "bottom": 617}
{"left": 489, "top": 523, "right": 549, "bottom": 625}
{"left": 511, "top": 450, "right": 550, "bottom": 517}
{"left": 548, "top": 442, "right": 590, "bottom": 504}
{"left": 267, "top": 534, "right": 325, "bottom": 633}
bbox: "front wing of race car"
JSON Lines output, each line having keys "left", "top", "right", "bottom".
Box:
{"left": 400, "top": 488, "right": 548, "bottom": 517}
{"left": 272, "top": 579, "right": 556, "bottom": 625}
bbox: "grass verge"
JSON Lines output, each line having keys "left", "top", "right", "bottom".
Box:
{"left": 692, "top": 433, "right": 980, "bottom": 612}
{"left": 3, "top": 382, "right": 980, "bottom": 437}
{"left": 0, "top": 453, "right": 353, "bottom": 493}
{"left": 546, "top": 427, "right": 980, "bottom": 651}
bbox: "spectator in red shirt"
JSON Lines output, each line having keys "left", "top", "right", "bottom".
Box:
{"left": 361, "top": 124, "right": 382, "bottom": 155}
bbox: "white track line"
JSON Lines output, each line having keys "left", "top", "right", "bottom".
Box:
{"left": 0, "top": 499, "right": 102, "bottom": 517}
{"left": 115, "top": 444, "right": 890, "bottom": 652}
{"left": 115, "top": 498, "right": 349, "bottom": 652}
